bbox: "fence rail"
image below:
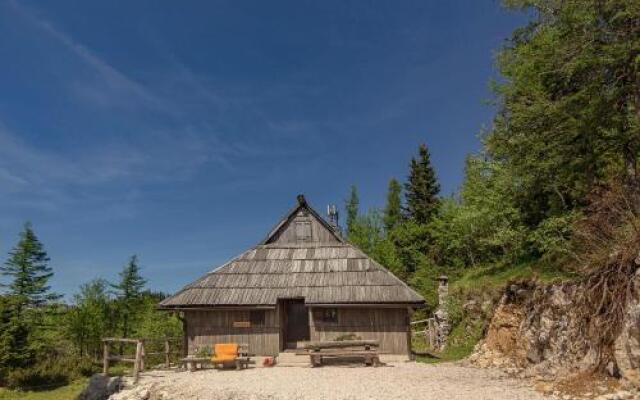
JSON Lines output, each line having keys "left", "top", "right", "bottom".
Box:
{"left": 102, "top": 337, "right": 184, "bottom": 383}
{"left": 411, "top": 317, "right": 437, "bottom": 350}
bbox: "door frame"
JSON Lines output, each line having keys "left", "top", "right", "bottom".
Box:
{"left": 278, "top": 298, "right": 309, "bottom": 351}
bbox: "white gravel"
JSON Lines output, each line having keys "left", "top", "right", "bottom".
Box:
{"left": 134, "top": 363, "right": 546, "bottom": 400}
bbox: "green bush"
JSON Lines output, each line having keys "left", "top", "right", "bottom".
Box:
{"left": 334, "top": 334, "right": 361, "bottom": 341}
{"left": 5, "top": 367, "right": 68, "bottom": 391}
{"left": 3, "top": 356, "right": 98, "bottom": 390}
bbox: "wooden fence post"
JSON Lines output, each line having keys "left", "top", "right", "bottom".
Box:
{"left": 103, "top": 341, "right": 110, "bottom": 376}
{"left": 165, "top": 340, "right": 170, "bottom": 368}
{"left": 140, "top": 340, "right": 146, "bottom": 372}
{"left": 133, "top": 340, "right": 143, "bottom": 383}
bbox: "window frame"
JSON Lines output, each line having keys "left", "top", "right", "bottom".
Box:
{"left": 316, "top": 308, "right": 338, "bottom": 324}
{"left": 249, "top": 310, "right": 266, "bottom": 327}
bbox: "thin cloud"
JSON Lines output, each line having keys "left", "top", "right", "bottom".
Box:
{"left": 6, "top": 0, "right": 173, "bottom": 114}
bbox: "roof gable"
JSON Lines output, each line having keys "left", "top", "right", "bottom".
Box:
{"left": 159, "top": 195, "right": 425, "bottom": 308}
{"left": 261, "top": 195, "right": 343, "bottom": 245}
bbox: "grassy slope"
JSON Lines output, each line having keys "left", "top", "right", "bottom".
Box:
{"left": 418, "top": 259, "right": 576, "bottom": 363}
{"left": 0, "top": 379, "right": 87, "bottom": 400}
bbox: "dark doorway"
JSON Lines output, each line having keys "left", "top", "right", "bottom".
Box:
{"left": 282, "top": 299, "right": 310, "bottom": 349}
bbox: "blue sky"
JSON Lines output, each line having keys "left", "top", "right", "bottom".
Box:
{"left": 0, "top": 0, "right": 527, "bottom": 298}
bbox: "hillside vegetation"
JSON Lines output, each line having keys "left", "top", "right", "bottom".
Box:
{"left": 346, "top": 0, "right": 640, "bottom": 360}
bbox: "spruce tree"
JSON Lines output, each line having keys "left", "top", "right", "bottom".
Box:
{"left": 0, "top": 223, "right": 57, "bottom": 369}
{"left": 404, "top": 144, "right": 440, "bottom": 224}
{"left": 0, "top": 223, "right": 57, "bottom": 313}
{"left": 345, "top": 185, "right": 360, "bottom": 237}
{"left": 383, "top": 178, "right": 403, "bottom": 231}
{"left": 111, "top": 255, "right": 146, "bottom": 340}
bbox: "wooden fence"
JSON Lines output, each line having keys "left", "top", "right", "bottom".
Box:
{"left": 102, "top": 337, "right": 183, "bottom": 383}
{"left": 410, "top": 318, "right": 437, "bottom": 350}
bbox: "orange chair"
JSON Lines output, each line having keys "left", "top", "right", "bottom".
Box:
{"left": 211, "top": 343, "right": 241, "bottom": 369}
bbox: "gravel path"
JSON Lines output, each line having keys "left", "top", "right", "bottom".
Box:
{"left": 133, "top": 363, "right": 546, "bottom": 400}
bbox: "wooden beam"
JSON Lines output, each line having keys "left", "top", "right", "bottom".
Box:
{"left": 304, "top": 340, "right": 379, "bottom": 350}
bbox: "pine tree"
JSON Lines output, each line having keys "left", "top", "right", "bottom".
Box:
{"left": 0, "top": 223, "right": 58, "bottom": 313}
{"left": 383, "top": 178, "right": 403, "bottom": 231}
{"left": 404, "top": 144, "right": 440, "bottom": 224}
{"left": 345, "top": 185, "right": 360, "bottom": 237}
{"left": 111, "top": 255, "right": 146, "bottom": 340}
{"left": 0, "top": 223, "right": 57, "bottom": 369}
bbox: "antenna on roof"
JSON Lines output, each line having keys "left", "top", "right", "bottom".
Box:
{"left": 327, "top": 204, "right": 340, "bottom": 233}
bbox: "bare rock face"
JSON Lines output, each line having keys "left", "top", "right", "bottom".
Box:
{"left": 470, "top": 273, "right": 640, "bottom": 388}
{"left": 614, "top": 270, "right": 640, "bottom": 388}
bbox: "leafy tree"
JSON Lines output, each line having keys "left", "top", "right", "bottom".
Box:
{"left": 404, "top": 144, "right": 440, "bottom": 224}
{"left": 0, "top": 223, "right": 59, "bottom": 314}
{"left": 111, "top": 256, "right": 146, "bottom": 341}
{"left": 487, "top": 0, "right": 640, "bottom": 225}
{"left": 133, "top": 292, "right": 183, "bottom": 340}
{"left": 345, "top": 185, "right": 360, "bottom": 238}
{"left": 67, "top": 279, "right": 111, "bottom": 358}
{"left": 383, "top": 178, "right": 403, "bottom": 232}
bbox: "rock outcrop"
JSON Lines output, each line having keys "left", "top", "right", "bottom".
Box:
{"left": 469, "top": 270, "right": 640, "bottom": 389}
{"left": 78, "top": 374, "right": 124, "bottom": 400}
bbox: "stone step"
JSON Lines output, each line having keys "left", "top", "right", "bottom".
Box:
{"left": 276, "top": 352, "right": 310, "bottom": 367}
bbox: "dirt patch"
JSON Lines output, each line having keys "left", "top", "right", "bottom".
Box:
{"left": 115, "top": 363, "right": 546, "bottom": 400}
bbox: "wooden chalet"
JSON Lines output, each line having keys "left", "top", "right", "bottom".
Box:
{"left": 159, "top": 195, "right": 425, "bottom": 356}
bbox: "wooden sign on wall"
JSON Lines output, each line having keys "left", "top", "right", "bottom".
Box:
{"left": 233, "top": 321, "right": 251, "bottom": 328}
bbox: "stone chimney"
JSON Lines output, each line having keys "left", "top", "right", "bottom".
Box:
{"left": 434, "top": 275, "right": 450, "bottom": 350}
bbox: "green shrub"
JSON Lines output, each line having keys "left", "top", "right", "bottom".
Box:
{"left": 334, "top": 334, "right": 361, "bottom": 341}
{"left": 3, "top": 356, "right": 98, "bottom": 390}
{"left": 195, "top": 346, "right": 212, "bottom": 358}
{"left": 5, "top": 366, "right": 68, "bottom": 391}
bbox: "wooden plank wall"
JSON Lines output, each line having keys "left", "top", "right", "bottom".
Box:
{"left": 309, "top": 307, "right": 410, "bottom": 355}
{"left": 270, "top": 210, "right": 339, "bottom": 244}
{"left": 185, "top": 309, "right": 280, "bottom": 356}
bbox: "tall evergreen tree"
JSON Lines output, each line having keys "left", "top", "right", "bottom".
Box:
{"left": 383, "top": 178, "right": 403, "bottom": 232}
{"left": 404, "top": 144, "right": 440, "bottom": 224}
{"left": 345, "top": 185, "right": 360, "bottom": 237}
{"left": 0, "top": 223, "right": 58, "bottom": 313}
{"left": 0, "top": 223, "right": 58, "bottom": 370}
{"left": 111, "top": 255, "right": 146, "bottom": 340}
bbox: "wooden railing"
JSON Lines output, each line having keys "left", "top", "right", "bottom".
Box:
{"left": 410, "top": 318, "right": 437, "bottom": 350}
{"left": 102, "top": 337, "right": 183, "bottom": 383}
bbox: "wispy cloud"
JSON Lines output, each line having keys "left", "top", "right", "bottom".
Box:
{"left": 6, "top": 0, "right": 173, "bottom": 114}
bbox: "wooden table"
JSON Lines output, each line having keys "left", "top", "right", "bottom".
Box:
{"left": 297, "top": 340, "right": 382, "bottom": 367}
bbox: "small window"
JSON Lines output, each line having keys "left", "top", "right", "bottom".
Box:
{"left": 295, "top": 221, "right": 312, "bottom": 242}
{"left": 250, "top": 310, "right": 265, "bottom": 326}
{"left": 319, "top": 308, "right": 338, "bottom": 324}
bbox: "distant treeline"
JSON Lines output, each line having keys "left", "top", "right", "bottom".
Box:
{"left": 0, "top": 224, "right": 181, "bottom": 389}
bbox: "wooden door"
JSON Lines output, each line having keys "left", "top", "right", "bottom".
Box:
{"left": 285, "top": 300, "right": 309, "bottom": 347}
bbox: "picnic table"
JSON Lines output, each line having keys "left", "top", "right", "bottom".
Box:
{"left": 297, "top": 340, "right": 382, "bottom": 367}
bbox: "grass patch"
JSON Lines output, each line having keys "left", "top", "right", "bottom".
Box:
{"left": 416, "top": 317, "right": 485, "bottom": 364}
{"left": 453, "top": 259, "right": 576, "bottom": 292}
{"left": 0, "top": 379, "right": 88, "bottom": 400}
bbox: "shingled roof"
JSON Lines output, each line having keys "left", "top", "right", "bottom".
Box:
{"left": 159, "top": 195, "right": 424, "bottom": 308}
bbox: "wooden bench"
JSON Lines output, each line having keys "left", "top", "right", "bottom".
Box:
{"left": 182, "top": 343, "right": 253, "bottom": 371}
{"left": 181, "top": 356, "right": 252, "bottom": 371}
{"left": 297, "top": 340, "right": 382, "bottom": 367}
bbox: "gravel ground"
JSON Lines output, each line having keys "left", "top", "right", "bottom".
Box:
{"left": 132, "top": 363, "right": 546, "bottom": 400}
